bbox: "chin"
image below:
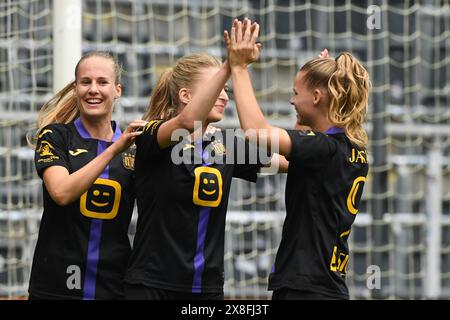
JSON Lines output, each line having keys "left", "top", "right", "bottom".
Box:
{"left": 208, "top": 114, "right": 223, "bottom": 123}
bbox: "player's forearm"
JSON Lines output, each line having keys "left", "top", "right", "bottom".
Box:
{"left": 46, "top": 147, "right": 117, "bottom": 206}
{"left": 179, "top": 62, "right": 231, "bottom": 131}
{"left": 231, "top": 66, "right": 270, "bottom": 132}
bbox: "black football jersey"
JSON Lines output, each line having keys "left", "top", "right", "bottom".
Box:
{"left": 29, "top": 118, "right": 135, "bottom": 299}
{"left": 268, "top": 127, "right": 369, "bottom": 299}
{"left": 125, "top": 120, "right": 264, "bottom": 293}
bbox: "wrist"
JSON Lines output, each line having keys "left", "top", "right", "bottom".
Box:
{"left": 231, "top": 65, "right": 249, "bottom": 76}
{"left": 106, "top": 143, "right": 119, "bottom": 158}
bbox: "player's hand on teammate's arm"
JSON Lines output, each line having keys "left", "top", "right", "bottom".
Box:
{"left": 224, "top": 17, "right": 262, "bottom": 69}
{"left": 109, "top": 119, "right": 148, "bottom": 155}
{"left": 318, "top": 48, "right": 330, "bottom": 59}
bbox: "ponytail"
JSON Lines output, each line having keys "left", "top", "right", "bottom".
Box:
{"left": 143, "top": 69, "right": 178, "bottom": 121}
{"left": 27, "top": 81, "right": 79, "bottom": 147}
{"left": 328, "top": 52, "right": 371, "bottom": 148}
{"left": 300, "top": 52, "right": 371, "bottom": 148}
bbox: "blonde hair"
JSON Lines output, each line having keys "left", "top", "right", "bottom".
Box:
{"left": 28, "top": 52, "right": 122, "bottom": 147}
{"left": 300, "top": 52, "right": 371, "bottom": 148}
{"left": 143, "top": 53, "right": 221, "bottom": 121}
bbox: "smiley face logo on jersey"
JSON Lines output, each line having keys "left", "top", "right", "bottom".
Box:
{"left": 193, "top": 167, "right": 223, "bottom": 207}
{"left": 80, "top": 178, "right": 121, "bottom": 219}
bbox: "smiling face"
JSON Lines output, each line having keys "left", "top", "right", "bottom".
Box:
{"left": 290, "top": 71, "right": 318, "bottom": 127}
{"left": 74, "top": 56, "right": 122, "bottom": 121}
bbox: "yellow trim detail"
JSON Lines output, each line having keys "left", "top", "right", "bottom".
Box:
{"left": 347, "top": 176, "right": 366, "bottom": 214}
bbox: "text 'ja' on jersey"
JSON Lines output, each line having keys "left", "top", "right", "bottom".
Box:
{"left": 268, "top": 128, "right": 369, "bottom": 299}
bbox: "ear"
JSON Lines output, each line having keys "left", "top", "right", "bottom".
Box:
{"left": 115, "top": 83, "right": 122, "bottom": 99}
{"left": 178, "top": 88, "right": 191, "bottom": 105}
{"left": 312, "top": 88, "right": 324, "bottom": 105}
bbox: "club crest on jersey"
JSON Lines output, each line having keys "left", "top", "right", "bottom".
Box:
{"left": 211, "top": 140, "right": 226, "bottom": 156}
{"left": 37, "top": 140, "right": 60, "bottom": 163}
{"left": 122, "top": 144, "right": 136, "bottom": 171}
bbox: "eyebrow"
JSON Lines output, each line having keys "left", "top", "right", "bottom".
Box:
{"left": 79, "top": 77, "right": 110, "bottom": 81}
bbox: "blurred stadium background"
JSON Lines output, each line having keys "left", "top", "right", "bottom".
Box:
{"left": 1, "top": 0, "right": 449, "bottom": 299}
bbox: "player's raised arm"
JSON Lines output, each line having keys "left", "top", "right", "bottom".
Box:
{"left": 225, "top": 18, "right": 293, "bottom": 157}
{"left": 142, "top": 55, "right": 230, "bottom": 149}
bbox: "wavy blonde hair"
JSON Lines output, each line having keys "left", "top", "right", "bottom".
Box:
{"left": 300, "top": 52, "right": 371, "bottom": 148}
{"left": 28, "top": 51, "right": 122, "bottom": 147}
{"left": 143, "top": 53, "right": 222, "bottom": 121}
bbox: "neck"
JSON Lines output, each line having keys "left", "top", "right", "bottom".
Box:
{"left": 80, "top": 116, "right": 113, "bottom": 141}
{"left": 188, "top": 120, "right": 212, "bottom": 141}
{"left": 310, "top": 117, "right": 334, "bottom": 133}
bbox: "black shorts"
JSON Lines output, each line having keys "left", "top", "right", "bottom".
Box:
{"left": 272, "top": 288, "right": 347, "bottom": 300}
{"left": 124, "top": 283, "right": 224, "bottom": 300}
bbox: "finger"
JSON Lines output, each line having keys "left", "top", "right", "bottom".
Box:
{"left": 243, "top": 18, "right": 252, "bottom": 43}
{"left": 129, "top": 120, "right": 147, "bottom": 127}
{"left": 250, "top": 23, "right": 260, "bottom": 45}
{"left": 224, "top": 30, "right": 230, "bottom": 46}
{"left": 231, "top": 21, "right": 237, "bottom": 44}
{"left": 236, "top": 20, "right": 243, "bottom": 42}
{"left": 130, "top": 131, "right": 143, "bottom": 136}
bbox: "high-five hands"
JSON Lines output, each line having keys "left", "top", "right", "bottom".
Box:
{"left": 224, "top": 18, "right": 262, "bottom": 68}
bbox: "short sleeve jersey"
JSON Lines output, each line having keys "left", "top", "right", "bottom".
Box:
{"left": 268, "top": 127, "right": 369, "bottom": 299}
{"left": 125, "top": 120, "right": 265, "bottom": 293}
{"left": 28, "top": 118, "right": 135, "bottom": 299}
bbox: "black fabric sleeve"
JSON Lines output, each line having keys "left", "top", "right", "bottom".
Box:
{"left": 233, "top": 136, "right": 270, "bottom": 183}
{"left": 135, "top": 119, "right": 165, "bottom": 159}
{"left": 286, "top": 129, "right": 338, "bottom": 169}
{"left": 34, "top": 124, "right": 70, "bottom": 178}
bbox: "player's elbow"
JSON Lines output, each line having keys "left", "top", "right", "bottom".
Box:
{"left": 49, "top": 189, "right": 74, "bottom": 206}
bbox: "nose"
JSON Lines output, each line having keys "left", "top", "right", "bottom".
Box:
{"left": 219, "top": 88, "right": 229, "bottom": 102}
{"left": 289, "top": 97, "right": 294, "bottom": 105}
{"left": 89, "top": 81, "right": 99, "bottom": 95}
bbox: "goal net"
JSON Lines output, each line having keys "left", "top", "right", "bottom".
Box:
{"left": 0, "top": 0, "right": 449, "bottom": 299}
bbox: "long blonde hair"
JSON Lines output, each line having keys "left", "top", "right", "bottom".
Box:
{"left": 29, "top": 51, "right": 122, "bottom": 146}
{"left": 143, "top": 53, "right": 221, "bottom": 121}
{"left": 300, "top": 52, "right": 371, "bottom": 148}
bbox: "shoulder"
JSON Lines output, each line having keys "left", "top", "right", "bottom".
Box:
{"left": 37, "top": 123, "right": 71, "bottom": 138}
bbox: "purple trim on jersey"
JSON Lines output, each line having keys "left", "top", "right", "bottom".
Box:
{"left": 192, "top": 139, "right": 212, "bottom": 293}
{"left": 192, "top": 206, "right": 211, "bottom": 293}
{"left": 80, "top": 120, "right": 121, "bottom": 300}
{"left": 325, "top": 126, "right": 345, "bottom": 135}
{"left": 74, "top": 118, "right": 122, "bottom": 142}
{"left": 83, "top": 219, "right": 103, "bottom": 300}
{"left": 74, "top": 118, "right": 91, "bottom": 139}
